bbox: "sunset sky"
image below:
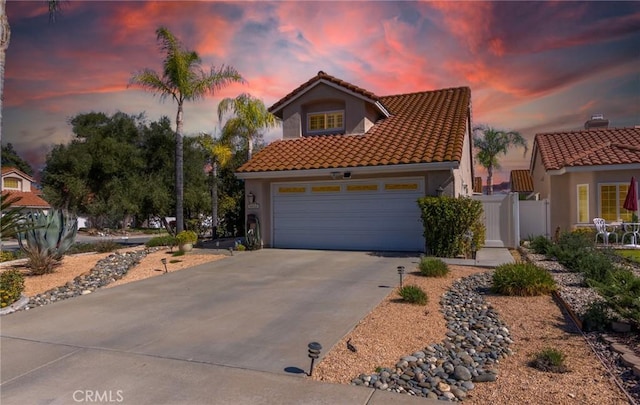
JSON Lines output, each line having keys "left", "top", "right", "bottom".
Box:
{"left": 4, "top": 1, "right": 640, "bottom": 183}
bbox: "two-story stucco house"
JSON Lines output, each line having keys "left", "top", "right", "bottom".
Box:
{"left": 1, "top": 167, "right": 50, "bottom": 211}
{"left": 236, "top": 71, "right": 475, "bottom": 252}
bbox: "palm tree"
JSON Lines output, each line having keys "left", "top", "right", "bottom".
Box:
{"left": 473, "top": 125, "right": 528, "bottom": 195}
{"left": 0, "top": 0, "right": 61, "bottom": 147}
{"left": 129, "top": 26, "right": 243, "bottom": 233}
{"left": 197, "top": 134, "right": 232, "bottom": 238}
{"left": 217, "top": 93, "right": 279, "bottom": 160}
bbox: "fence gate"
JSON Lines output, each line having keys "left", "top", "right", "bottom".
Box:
{"left": 472, "top": 193, "right": 519, "bottom": 248}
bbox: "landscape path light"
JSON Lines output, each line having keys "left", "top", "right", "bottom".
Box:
{"left": 397, "top": 266, "right": 405, "bottom": 288}
{"left": 161, "top": 258, "right": 168, "bottom": 273}
{"left": 307, "top": 342, "right": 322, "bottom": 377}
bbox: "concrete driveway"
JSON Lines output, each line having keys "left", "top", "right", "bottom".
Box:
{"left": 1, "top": 249, "right": 423, "bottom": 404}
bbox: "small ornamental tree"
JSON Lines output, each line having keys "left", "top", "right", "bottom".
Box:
{"left": 418, "top": 196, "right": 485, "bottom": 257}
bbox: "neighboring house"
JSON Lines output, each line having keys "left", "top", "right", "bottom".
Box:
{"left": 509, "top": 169, "right": 535, "bottom": 200}
{"left": 1, "top": 167, "right": 50, "bottom": 211}
{"left": 236, "top": 71, "right": 475, "bottom": 252}
{"left": 530, "top": 126, "right": 640, "bottom": 232}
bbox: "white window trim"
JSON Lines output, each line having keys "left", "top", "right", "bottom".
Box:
{"left": 576, "top": 184, "right": 589, "bottom": 223}
{"left": 307, "top": 110, "right": 344, "bottom": 133}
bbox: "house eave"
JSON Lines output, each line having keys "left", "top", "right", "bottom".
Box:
{"left": 546, "top": 162, "right": 640, "bottom": 176}
{"left": 270, "top": 79, "right": 388, "bottom": 118}
{"left": 236, "top": 161, "right": 459, "bottom": 179}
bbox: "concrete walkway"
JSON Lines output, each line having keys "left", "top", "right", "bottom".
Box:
{"left": 0, "top": 248, "right": 512, "bottom": 404}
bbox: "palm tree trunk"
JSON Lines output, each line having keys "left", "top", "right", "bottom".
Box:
{"left": 247, "top": 132, "right": 254, "bottom": 160}
{"left": 211, "top": 160, "right": 218, "bottom": 238}
{"left": 0, "top": 0, "right": 11, "bottom": 149}
{"left": 487, "top": 165, "right": 494, "bottom": 195}
{"left": 175, "top": 103, "right": 184, "bottom": 233}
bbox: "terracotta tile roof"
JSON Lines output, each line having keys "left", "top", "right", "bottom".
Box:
{"left": 239, "top": 86, "right": 471, "bottom": 173}
{"left": 2, "top": 167, "right": 34, "bottom": 182}
{"left": 510, "top": 170, "right": 534, "bottom": 192}
{"left": 269, "top": 71, "right": 380, "bottom": 114}
{"left": 473, "top": 177, "right": 483, "bottom": 193}
{"left": 2, "top": 191, "right": 51, "bottom": 208}
{"left": 535, "top": 127, "right": 640, "bottom": 171}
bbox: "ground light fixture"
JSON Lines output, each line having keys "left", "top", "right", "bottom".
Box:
{"left": 161, "top": 258, "right": 168, "bottom": 273}
{"left": 307, "top": 342, "right": 322, "bottom": 376}
{"left": 397, "top": 266, "right": 405, "bottom": 287}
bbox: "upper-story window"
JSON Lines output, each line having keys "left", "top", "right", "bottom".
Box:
{"left": 3, "top": 177, "right": 21, "bottom": 190}
{"left": 307, "top": 110, "right": 344, "bottom": 133}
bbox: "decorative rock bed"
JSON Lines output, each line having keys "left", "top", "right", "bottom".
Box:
{"left": 351, "top": 272, "right": 511, "bottom": 401}
{"left": 21, "top": 249, "right": 155, "bottom": 311}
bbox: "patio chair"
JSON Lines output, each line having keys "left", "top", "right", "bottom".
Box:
{"left": 593, "top": 218, "right": 618, "bottom": 245}
{"left": 622, "top": 222, "right": 640, "bottom": 245}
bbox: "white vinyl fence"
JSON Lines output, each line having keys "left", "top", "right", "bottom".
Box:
{"left": 472, "top": 193, "right": 550, "bottom": 248}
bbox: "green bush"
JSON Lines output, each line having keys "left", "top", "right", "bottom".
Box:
{"left": 235, "top": 243, "right": 246, "bottom": 251}
{"left": 492, "top": 262, "right": 557, "bottom": 296}
{"left": 172, "top": 250, "right": 185, "bottom": 257}
{"left": 419, "top": 257, "right": 450, "bottom": 277}
{"left": 581, "top": 301, "right": 613, "bottom": 332}
{"left": 0, "top": 270, "right": 25, "bottom": 308}
{"left": 529, "top": 235, "right": 553, "bottom": 255}
{"left": 398, "top": 285, "right": 428, "bottom": 305}
{"left": 146, "top": 235, "right": 177, "bottom": 248}
{"left": 176, "top": 230, "right": 198, "bottom": 245}
{"left": 577, "top": 251, "right": 615, "bottom": 284}
{"left": 418, "top": 196, "right": 485, "bottom": 258}
{"left": 529, "top": 348, "right": 568, "bottom": 373}
{"left": 0, "top": 250, "right": 19, "bottom": 262}
{"left": 588, "top": 270, "right": 640, "bottom": 327}
{"left": 548, "top": 231, "right": 594, "bottom": 270}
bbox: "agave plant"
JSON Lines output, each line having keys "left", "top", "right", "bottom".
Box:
{"left": 17, "top": 209, "right": 78, "bottom": 275}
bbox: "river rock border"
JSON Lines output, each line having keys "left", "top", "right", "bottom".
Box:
{"left": 16, "top": 249, "right": 158, "bottom": 312}
{"left": 351, "top": 272, "right": 512, "bottom": 401}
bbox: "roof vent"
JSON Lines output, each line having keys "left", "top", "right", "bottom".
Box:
{"left": 584, "top": 114, "right": 609, "bottom": 130}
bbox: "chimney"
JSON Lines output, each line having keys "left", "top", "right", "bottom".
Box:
{"left": 584, "top": 114, "right": 609, "bottom": 130}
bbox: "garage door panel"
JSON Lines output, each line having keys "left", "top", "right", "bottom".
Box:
{"left": 272, "top": 179, "right": 424, "bottom": 252}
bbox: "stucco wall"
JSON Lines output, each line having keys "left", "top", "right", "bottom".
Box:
{"left": 548, "top": 169, "right": 639, "bottom": 232}
{"left": 281, "top": 83, "right": 379, "bottom": 138}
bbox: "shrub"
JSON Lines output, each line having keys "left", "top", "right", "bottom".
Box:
{"left": 417, "top": 196, "right": 485, "bottom": 258}
{"left": 529, "top": 348, "right": 569, "bottom": 373}
{"left": 548, "top": 231, "right": 594, "bottom": 270}
{"left": 581, "top": 301, "right": 613, "bottom": 332}
{"left": 176, "top": 230, "right": 198, "bottom": 245}
{"left": 492, "top": 262, "right": 557, "bottom": 296}
{"left": 398, "top": 285, "right": 428, "bottom": 305}
{"left": 589, "top": 270, "right": 640, "bottom": 327}
{"left": 172, "top": 250, "right": 185, "bottom": 257}
{"left": 146, "top": 235, "right": 177, "bottom": 248}
{"left": 577, "top": 251, "right": 615, "bottom": 284}
{"left": 419, "top": 257, "right": 450, "bottom": 277}
{"left": 0, "top": 270, "right": 25, "bottom": 308}
{"left": 0, "top": 250, "right": 18, "bottom": 262}
{"left": 529, "top": 235, "right": 553, "bottom": 255}
{"left": 235, "top": 243, "right": 246, "bottom": 251}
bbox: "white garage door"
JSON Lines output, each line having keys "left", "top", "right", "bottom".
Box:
{"left": 272, "top": 178, "right": 425, "bottom": 252}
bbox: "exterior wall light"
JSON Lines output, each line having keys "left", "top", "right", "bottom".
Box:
{"left": 248, "top": 191, "right": 255, "bottom": 204}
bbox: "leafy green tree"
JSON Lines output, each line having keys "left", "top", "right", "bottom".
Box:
{"left": 1, "top": 143, "right": 34, "bottom": 176}
{"left": 217, "top": 93, "right": 279, "bottom": 159}
{"left": 129, "top": 26, "right": 244, "bottom": 233}
{"left": 198, "top": 133, "right": 232, "bottom": 236}
{"left": 473, "top": 125, "right": 528, "bottom": 195}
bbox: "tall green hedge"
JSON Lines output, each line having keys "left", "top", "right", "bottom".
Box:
{"left": 417, "top": 196, "right": 485, "bottom": 258}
